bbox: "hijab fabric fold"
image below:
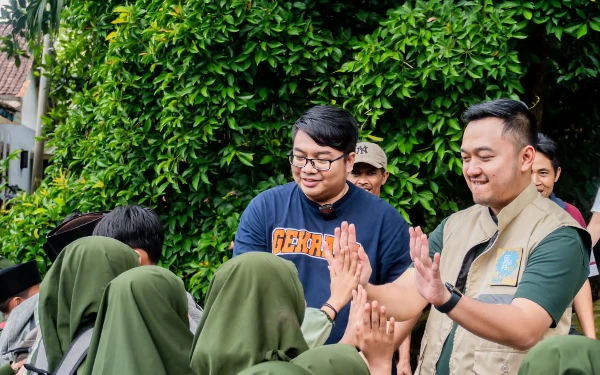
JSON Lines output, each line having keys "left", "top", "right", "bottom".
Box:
{"left": 190, "top": 253, "right": 309, "bottom": 375}
{"left": 518, "top": 335, "right": 600, "bottom": 375}
{"left": 84, "top": 266, "right": 194, "bottom": 375}
{"left": 38, "top": 236, "right": 139, "bottom": 372}
{"left": 238, "top": 344, "right": 370, "bottom": 375}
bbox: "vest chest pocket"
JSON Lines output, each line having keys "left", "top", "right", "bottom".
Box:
{"left": 473, "top": 348, "right": 527, "bottom": 375}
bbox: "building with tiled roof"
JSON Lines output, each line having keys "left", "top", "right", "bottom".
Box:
{"left": 0, "top": 25, "right": 40, "bottom": 194}
{"left": 0, "top": 24, "right": 37, "bottom": 127}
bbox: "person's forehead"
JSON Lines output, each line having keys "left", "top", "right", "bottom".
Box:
{"left": 293, "top": 130, "right": 338, "bottom": 155}
{"left": 533, "top": 152, "right": 553, "bottom": 169}
{"left": 461, "top": 117, "right": 510, "bottom": 151}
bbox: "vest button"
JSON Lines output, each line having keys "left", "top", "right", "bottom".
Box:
{"left": 502, "top": 364, "right": 509, "bottom": 373}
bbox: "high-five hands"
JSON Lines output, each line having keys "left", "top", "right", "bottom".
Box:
{"left": 323, "top": 243, "right": 362, "bottom": 315}
{"left": 409, "top": 227, "right": 450, "bottom": 307}
{"left": 325, "top": 221, "right": 372, "bottom": 287}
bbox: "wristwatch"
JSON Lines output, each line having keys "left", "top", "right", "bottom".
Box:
{"left": 434, "top": 282, "right": 463, "bottom": 314}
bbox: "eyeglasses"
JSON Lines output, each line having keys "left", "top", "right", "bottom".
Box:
{"left": 288, "top": 153, "right": 346, "bottom": 171}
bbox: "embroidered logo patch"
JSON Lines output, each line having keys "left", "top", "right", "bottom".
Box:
{"left": 490, "top": 248, "right": 523, "bottom": 287}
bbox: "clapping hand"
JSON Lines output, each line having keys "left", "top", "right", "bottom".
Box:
{"left": 324, "top": 243, "right": 362, "bottom": 314}
{"left": 410, "top": 227, "right": 450, "bottom": 307}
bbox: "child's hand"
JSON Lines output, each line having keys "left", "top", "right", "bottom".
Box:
{"left": 326, "top": 222, "right": 372, "bottom": 287}
{"left": 323, "top": 244, "right": 362, "bottom": 318}
{"left": 356, "top": 301, "right": 395, "bottom": 375}
{"left": 340, "top": 284, "right": 367, "bottom": 346}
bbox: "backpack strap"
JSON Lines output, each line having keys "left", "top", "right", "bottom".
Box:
{"left": 53, "top": 326, "right": 94, "bottom": 375}
{"left": 23, "top": 337, "right": 51, "bottom": 375}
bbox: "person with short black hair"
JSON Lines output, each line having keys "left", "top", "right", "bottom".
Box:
{"left": 0, "top": 261, "right": 41, "bottom": 371}
{"left": 360, "top": 99, "right": 590, "bottom": 375}
{"left": 234, "top": 105, "right": 411, "bottom": 345}
{"left": 532, "top": 133, "right": 597, "bottom": 338}
{"left": 92, "top": 205, "right": 163, "bottom": 265}
{"left": 92, "top": 205, "right": 203, "bottom": 331}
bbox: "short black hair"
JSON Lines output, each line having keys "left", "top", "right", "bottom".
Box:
{"left": 462, "top": 99, "right": 538, "bottom": 150}
{"left": 292, "top": 105, "right": 358, "bottom": 155}
{"left": 92, "top": 205, "right": 164, "bottom": 264}
{"left": 536, "top": 133, "right": 560, "bottom": 172}
{"left": 0, "top": 289, "right": 29, "bottom": 314}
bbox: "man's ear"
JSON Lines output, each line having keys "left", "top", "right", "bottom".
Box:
{"left": 381, "top": 171, "right": 390, "bottom": 185}
{"left": 345, "top": 152, "right": 356, "bottom": 173}
{"left": 521, "top": 145, "right": 536, "bottom": 172}
{"left": 133, "top": 249, "right": 143, "bottom": 266}
{"left": 554, "top": 167, "right": 562, "bottom": 182}
{"left": 9, "top": 297, "right": 22, "bottom": 311}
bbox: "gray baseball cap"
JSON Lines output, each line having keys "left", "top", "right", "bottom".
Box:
{"left": 354, "top": 142, "right": 387, "bottom": 169}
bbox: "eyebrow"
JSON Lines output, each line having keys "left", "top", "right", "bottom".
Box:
{"left": 460, "top": 146, "right": 495, "bottom": 153}
{"left": 293, "top": 147, "right": 333, "bottom": 156}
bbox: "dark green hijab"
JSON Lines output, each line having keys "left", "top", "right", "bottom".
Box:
{"left": 190, "top": 253, "right": 309, "bottom": 375}
{"left": 84, "top": 266, "right": 194, "bottom": 375}
{"left": 291, "top": 344, "right": 370, "bottom": 374}
{"left": 519, "top": 335, "right": 600, "bottom": 375}
{"left": 237, "top": 362, "right": 310, "bottom": 375}
{"left": 38, "top": 236, "right": 139, "bottom": 372}
{"left": 238, "top": 344, "right": 369, "bottom": 375}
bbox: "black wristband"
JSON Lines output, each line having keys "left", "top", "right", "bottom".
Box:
{"left": 322, "top": 302, "right": 338, "bottom": 320}
{"left": 434, "top": 282, "right": 462, "bottom": 314}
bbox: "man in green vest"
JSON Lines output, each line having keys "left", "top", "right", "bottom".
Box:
{"left": 361, "top": 99, "right": 590, "bottom": 375}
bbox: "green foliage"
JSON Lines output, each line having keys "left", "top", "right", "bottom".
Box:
{"left": 337, "top": 0, "right": 527, "bottom": 220}
{"left": 1, "top": 0, "right": 599, "bottom": 300}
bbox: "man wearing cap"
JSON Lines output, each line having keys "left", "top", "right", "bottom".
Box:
{"left": 0, "top": 261, "right": 42, "bottom": 369}
{"left": 348, "top": 141, "right": 390, "bottom": 196}
{"left": 349, "top": 142, "right": 416, "bottom": 375}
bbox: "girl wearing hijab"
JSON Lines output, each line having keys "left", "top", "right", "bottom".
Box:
{"left": 518, "top": 335, "right": 600, "bottom": 375}
{"left": 84, "top": 266, "right": 194, "bottom": 375}
{"left": 236, "top": 295, "right": 396, "bottom": 375}
{"left": 238, "top": 344, "right": 370, "bottom": 375}
{"left": 24, "top": 236, "right": 139, "bottom": 374}
{"left": 189, "top": 252, "right": 310, "bottom": 374}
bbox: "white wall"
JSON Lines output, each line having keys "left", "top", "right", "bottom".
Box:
{"left": 20, "top": 72, "right": 38, "bottom": 131}
{"left": 0, "top": 124, "right": 35, "bottom": 193}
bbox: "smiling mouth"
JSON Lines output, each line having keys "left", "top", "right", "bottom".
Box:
{"left": 301, "top": 178, "right": 321, "bottom": 187}
{"left": 471, "top": 180, "right": 488, "bottom": 186}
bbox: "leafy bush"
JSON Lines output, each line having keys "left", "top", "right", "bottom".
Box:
{"left": 1, "top": 0, "right": 599, "bottom": 301}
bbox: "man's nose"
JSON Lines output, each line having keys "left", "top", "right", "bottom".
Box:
{"left": 302, "top": 160, "right": 318, "bottom": 173}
